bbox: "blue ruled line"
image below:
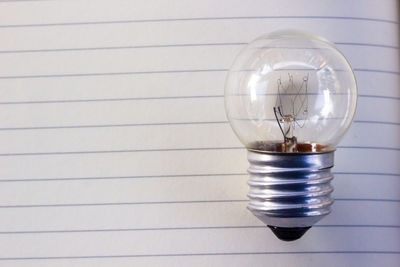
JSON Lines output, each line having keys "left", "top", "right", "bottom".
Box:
{"left": 0, "top": 171, "right": 397, "bottom": 183}
{"left": 0, "top": 68, "right": 396, "bottom": 80}
{"left": 0, "top": 41, "right": 396, "bottom": 54}
{"left": 0, "top": 119, "right": 396, "bottom": 132}
{"left": 0, "top": 224, "right": 397, "bottom": 235}
{"left": 0, "top": 145, "right": 395, "bottom": 157}
{"left": 0, "top": 15, "right": 397, "bottom": 29}
{"left": 0, "top": 250, "right": 397, "bottom": 261}
{"left": 0, "top": 93, "right": 396, "bottom": 105}
{"left": 0, "top": 198, "right": 397, "bottom": 209}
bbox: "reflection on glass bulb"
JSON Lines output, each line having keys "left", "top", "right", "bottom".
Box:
{"left": 224, "top": 30, "right": 357, "bottom": 241}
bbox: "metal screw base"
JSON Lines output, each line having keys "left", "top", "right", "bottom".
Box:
{"left": 247, "top": 149, "right": 334, "bottom": 230}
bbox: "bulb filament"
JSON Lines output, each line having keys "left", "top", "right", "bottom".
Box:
{"left": 273, "top": 73, "right": 309, "bottom": 152}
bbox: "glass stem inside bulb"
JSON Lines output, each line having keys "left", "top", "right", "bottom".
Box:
{"left": 281, "top": 115, "right": 298, "bottom": 152}
{"left": 273, "top": 107, "right": 298, "bottom": 152}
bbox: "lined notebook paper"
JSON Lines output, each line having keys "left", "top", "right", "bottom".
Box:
{"left": 0, "top": 0, "right": 399, "bottom": 266}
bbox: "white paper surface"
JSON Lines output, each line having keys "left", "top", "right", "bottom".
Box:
{"left": 0, "top": 0, "right": 398, "bottom": 266}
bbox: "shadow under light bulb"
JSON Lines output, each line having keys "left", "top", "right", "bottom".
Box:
{"left": 224, "top": 31, "right": 357, "bottom": 241}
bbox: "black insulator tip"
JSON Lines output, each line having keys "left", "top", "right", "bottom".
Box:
{"left": 268, "top": 225, "right": 311, "bottom": 241}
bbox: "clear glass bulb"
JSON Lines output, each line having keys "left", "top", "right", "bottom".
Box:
{"left": 225, "top": 30, "right": 357, "bottom": 152}
{"left": 224, "top": 31, "right": 358, "bottom": 241}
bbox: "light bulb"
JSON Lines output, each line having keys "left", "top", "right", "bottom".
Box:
{"left": 224, "top": 30, "right": 357, "bottom": 241}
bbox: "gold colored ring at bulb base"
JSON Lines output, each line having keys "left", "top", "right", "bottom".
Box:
{"left": 246, "top": 148, "right": 334, "bottom": 228}
{"left": 247, "top": 141, "right": 335, "bottom": 154}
